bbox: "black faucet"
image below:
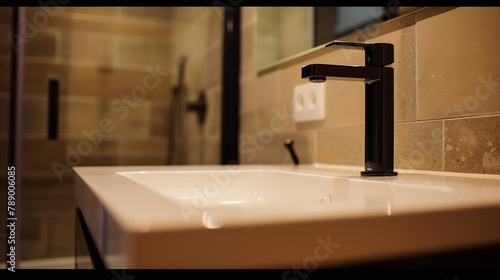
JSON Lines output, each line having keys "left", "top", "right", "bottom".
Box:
{"left": 302, "top": 41, "right": 397, "bottom": 176}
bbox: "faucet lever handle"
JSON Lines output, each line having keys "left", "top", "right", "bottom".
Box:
{"left": 325, "top": 41, "right": 394, "bottom": 67}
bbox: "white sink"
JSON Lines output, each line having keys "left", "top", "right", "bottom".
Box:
{"left": 117, "top": 169, "right": 336, "bottom": 208}
{"left": 73, "top": 164, "right": 500, "bottom": 268}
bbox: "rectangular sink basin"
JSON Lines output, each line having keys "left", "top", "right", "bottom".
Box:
{"left": 73, "top": 164, "right": 500, "bottom": 268}
{"left": 117, "top": 169, "right": 336, "bottom": 207}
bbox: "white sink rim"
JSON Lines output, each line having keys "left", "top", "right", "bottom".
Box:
{"left": 73, "top": 164, "right": 500, "bottom": 268}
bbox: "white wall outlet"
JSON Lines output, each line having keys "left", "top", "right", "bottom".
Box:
{"left": 293, "top": 82, "right": 325, "bottom": 122}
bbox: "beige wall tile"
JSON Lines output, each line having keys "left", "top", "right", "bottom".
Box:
{"left": 118, "top": 37, "right": 155, "bottom": 67}
{"left": 20, "top": 215, "right": 47, "bottom": 259}
{"left": 316, "top": 126, "right": 364, "bottom": 167}
{"left": 150, "top": 103, "right": 169, "bottom": 138}
{"left": 104, "top": 99, "right": 151, "bottom": 140}
{"left": 23, "top": 94, "right": 48, "bottom": 137}
{"left": 394, "top": 121, "right": 443, "bottom": 172}
{"left": 118, "top": 138, "right": 167, "bottom": 165}
{"left": 417, "top": 7, "right": 500, "bottom": 120}
{"left": 22, "top": 138, "right": 118, "bottom": 174}
{"left": 61, "top": 32, "right": 115, "bottom": 65}
{"left": 0, "top": 25, "right": 13, "bottom": 56}
{"left": 64, "top": 139, "right": 118, "bottom": 167}
{"left": 120, "top": 7, "right": 172, "bottom": 21}
{"left": 374, "top": 23, "right": 417, "bottom": 122}
{"left": 0, "top": 94, "right": 10, "bottom": 134}
{"left": 22, "top": 8, "right": 173, "bottom": 38}
{"left": 444, "top": 115, "right": 500, "bottom": 174}
{"left": 184, "top": 135, "right": 221, "bottom": 165}
{"left": 240, "top": 71, "right": 281, "bottom": 134}
{"left": 64, "top": 63, "right": 171, "bottom": 100}
{"left": 240, "top": 131, "right": 315, "bottom": 165}
{"left": 59, "top": 97, "right": 102, "bottom": 137}
{"left": 46, "top": 214, "right": 75, "bottom": 257}
{"left": 21, "top": 179, "right": 76, "bottom": 214}
{"left": 240, "top": 20, "right": 256, "bottom": 80}
{"left": 65, "top": 7, "right": 119, "bottom": 17}
{"left": 25, "top": 30, "right": 58, "bottom": 59}
{"left": 22, "top": 139, "right": 67, "bottom": 173}
{"left": 0, "top": 7, "right": 12, "bottom": 24}
{"left": 0, "top": 59, "right": 64, "bottom": 95}
{"left": 203, "top": 135, "right": 221, "bottom": 165}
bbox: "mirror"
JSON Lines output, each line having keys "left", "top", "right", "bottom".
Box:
{"left": 255, "top": 6, "right": 424, "bottom": 72}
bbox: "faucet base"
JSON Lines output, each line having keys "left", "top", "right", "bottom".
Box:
{"left": 361, "top": 171, "right": 398, "bottom": 176}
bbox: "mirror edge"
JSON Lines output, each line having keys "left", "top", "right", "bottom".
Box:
{"left": 255, "top": 7, "right": 455, "bottom": 74}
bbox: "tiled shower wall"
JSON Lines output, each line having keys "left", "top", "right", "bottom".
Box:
{"left": 169, "top": 7, "right": 223, "bottom": 165}
{"left": 0, "top": 7, "right": 222, "bottom": 261}
{"left": 240, "top": 7, "right": 500, "bottom": 175}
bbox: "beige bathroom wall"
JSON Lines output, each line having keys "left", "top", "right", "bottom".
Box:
{"left": 169, "top": 7, "right": 223, "bottom": 165}
{"left": 0, "top": 7, "right": 176, "bottom": 262}
{"left": 240, "top": 7, "right": 500, "bottom": 175}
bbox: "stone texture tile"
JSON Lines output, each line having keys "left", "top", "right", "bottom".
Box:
{"left": 0, "top": 94, "right": 9, "bottom": 134}
{"left": 170, "top": 8, "right": 221, "bottom": 67}
{"left": 374, "top": 21, "right": 417, "bottom": 122}
{"left": 21, "top": 178, "right": 76, "bottom": 215}
{"left": 58, "top": 97, "right": 103, "bottom": 138}
{"left": 394, "top": 121, "right": 443, "bottom": 172}
{"left": 0, "top": 25, "right": 13, "bottom": 56}
{"left": 118, "top": 37, "right": 156, "bottom": 67}
{"left": 22, "top": 139, "right": 68, "bottom": 174}
{"left": 46, "top": 213, "right": 75, "bottom": 257}
{"left": 121, "top": 7, "right": 172, "bottom": 21}
{"left": 239, "top": 131, "right": 315, "bottom": 165}
{"left": 20, "top": 215, "right": 47, "bottom": 259}
{"left": 61, "top": 32, "right": 115, "bottom": 65}
{"left": 24, "top": 8, "right": 173, "bottom": 38}
{"left": 0, "top": 212, "right": 5, "bottom": 262}
{"left": 103, "top": 98, "right": 151, "bottom": 140}
{"left": 0, "top": 60, "right": 172, "bottom": 100}
{"left": 118, "top": 138, "right": 167, "bottom": 165}
{"left": 316, "top": 126, "right": 364, "bottom": 167}
{"left": 188, "top": 43, "right": 222, "bottom": 91}
{"left": 203, "top": 135, "right": 221, "bottom": 165}
{"left": 65, "top": 7, "right": 119, "bottom": 17}
{"left": 0, "top": 7, "right": 12, "bottom": 25}
{"left": 20, "top": 212, "right": 75, "bottom": 259}
{"left": 22, "top": 94, "right": 49, "bottom": 137}
{"left": 64, "top": 139, "right": 118, "bottom": 168}
{"left": 20, "top": 178, "right": 76, "bottom": 259}
{"left": 60, "top": 97, "right": 151, "bottom": 139}
{"left": 25, "top": 30, "right": 58, "bottom": 59}
{"left": 118, "top": 37, "right": 171, "bottom": 70}
{"left": 0, "top": 137, "right": 8, "bottom": 172}
{"left": 64, "top": 63, "right": 172, "bottom": 100}
{"left": 150, "top": 103, "right": 169, "bottom": 138}
{"left": 21, "top": 138, "right": 117, "bottom": 177}
{"left": 184, "top": 135, "right": 221, "bottom": 165}
{"left": 417, "top": 7, "right": 500, "bottom": 120}
{"left": 444, "top": 115, "right": 500, "bottom": 174}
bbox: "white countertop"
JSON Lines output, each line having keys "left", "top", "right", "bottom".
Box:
{"left": 73, "top": 164, "right": 500, "bottom": 268}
